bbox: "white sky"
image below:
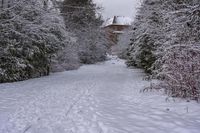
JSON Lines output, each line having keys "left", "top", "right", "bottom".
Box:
{"left": 93, "top": 0, "right": 141, "bottom": 20}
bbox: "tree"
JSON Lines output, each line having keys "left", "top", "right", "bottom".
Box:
{"left": 0, "top": 0, "right": 76, "bottom": 82}
{"left": 153, "top": 0, "right": 200, "bottom": 100}
{"left": 60, "top": 0, "right": 108, "bottom": 64}
{"left": 126, "top": 0, "right": 200, "bottom": 100}
{"left": 126, "top": 0, "right": 165, "bottom": 73}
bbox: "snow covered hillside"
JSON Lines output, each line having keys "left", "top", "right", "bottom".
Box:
{"left": 0, "top": 57, "right": 200, "bottom": 133}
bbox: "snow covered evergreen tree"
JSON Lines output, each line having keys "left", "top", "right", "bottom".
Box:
{"left": 0, "top": 0, "right": 76, "bottom": 82}
{"left": 61, "top": 0, "right": 108, "bottom": 64}
{"left": 126, "top": 0, "right": 165, "bottom": 73}
{"left": 127, "top": 0, "right": 200, "bottom": 100}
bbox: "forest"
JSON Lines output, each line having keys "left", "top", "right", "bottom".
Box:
{"left": 118, "top": 0, "right": 200, "bottom": 100}
{"left": 0, "top": 0, "right": 200, "bottom": 132}
{"left": 0, "top": 0, "right": 200, "bottom": 101}
{"left": 0, "top": 0, "right": 108, "bottom": 83}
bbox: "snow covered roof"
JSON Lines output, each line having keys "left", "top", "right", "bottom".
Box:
{"left": 103, "top": 16, "right": 133, "bottom": 27}
{"left": 113, "top": 31, "right": 124, "bottom": 34}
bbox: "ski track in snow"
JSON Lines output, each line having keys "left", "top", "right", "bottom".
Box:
{"left": 0, "top": 56, "right": 200, "bottom": 133}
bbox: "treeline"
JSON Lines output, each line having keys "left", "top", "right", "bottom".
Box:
{"left": 0, "top": 0, "right": 108, "bottom": 83}
{"left": 60, "top": 0, "right": 108, "bottom": 64}
{"left": 121, "top": 0, "right": 200, "bottom": 100}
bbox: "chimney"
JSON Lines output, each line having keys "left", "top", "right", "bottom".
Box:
{"left": 112, "top": 16, "right": 117, "bottom": 24}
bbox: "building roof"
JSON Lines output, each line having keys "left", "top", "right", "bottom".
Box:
{"left": 113, "top": 31, "right": 124, "bottom": 34}
{"left": 103, "top": 16, "right": 133, "bottom": 27}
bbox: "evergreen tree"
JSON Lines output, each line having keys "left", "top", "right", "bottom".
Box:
{"left": 126, "top": 0, "right": 165, "bottom": 73}
{"left": 126, "top": 0, "right": 200, "bottom": 100}
{"left": 61, "top": 0, "right": 102, "bottom": 30}
{"left": 60, "top": 0, "right": 108, "bottom": 64}
{"left": 0, "top": 0, "right": 75, "bottom": 82}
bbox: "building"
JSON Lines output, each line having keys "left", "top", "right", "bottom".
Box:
{"left": 103, "top": 16, "right": 132, "bottom": 46}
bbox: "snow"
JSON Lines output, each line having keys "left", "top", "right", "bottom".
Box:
{"left": 103, "top": 16, "right": 133, "bottom": 27}
{"left": 0, "top": 56, "right": 200, "bottom": 133}
{"left": 113, "top": 31, "right": 124, "bottom": 34}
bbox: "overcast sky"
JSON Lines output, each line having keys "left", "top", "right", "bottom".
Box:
{"left": 93, "top": 0, "right": 141, "bottom": 20}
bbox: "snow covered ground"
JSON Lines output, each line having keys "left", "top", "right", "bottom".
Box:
{"left": 0, "top": 56, "right": 200, "bottom": 133}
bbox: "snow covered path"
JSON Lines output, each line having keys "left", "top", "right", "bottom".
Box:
{"left": 0, "top": 57, "right": 200, "bottom": 133}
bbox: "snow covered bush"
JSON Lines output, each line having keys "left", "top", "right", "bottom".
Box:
{"left": 153, "top": 0, "right": 200, "bottom": 100}
{"left": 0, "top": 0, "right": 78, "bottom": 82}
{"left": 51, "top": 38, "right": 80, "bottom": 72}
{"left": 156, "top": 44, "right": 200, "bottom": 100}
